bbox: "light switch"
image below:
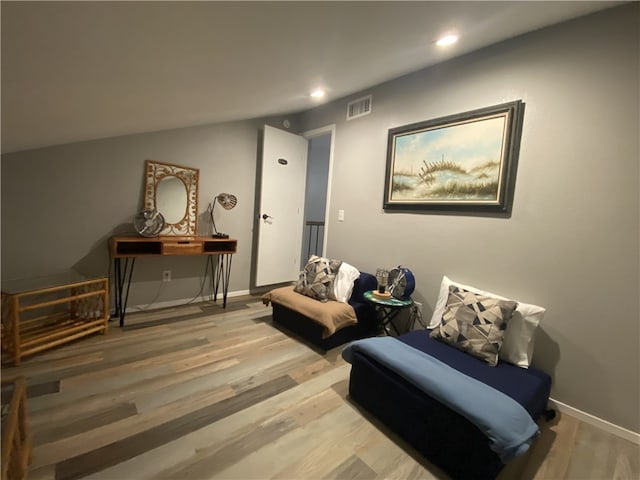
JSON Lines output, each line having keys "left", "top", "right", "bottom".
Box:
{"left": 338, "top": 209, "right": 345, "bottom": 221}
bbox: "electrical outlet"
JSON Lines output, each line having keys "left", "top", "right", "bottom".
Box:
{"left": 338, "top": 209, "right": 345, "bottom": 221}
{"left": 162, "top": 270, "right": 171, "bottom": 282}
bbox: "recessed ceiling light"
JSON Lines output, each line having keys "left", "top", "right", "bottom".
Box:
{"left": 436, "top": 34, "right": 459, "bottom": 47}
{"left": 310, "top": 89, "right": 325, "bottom": 98}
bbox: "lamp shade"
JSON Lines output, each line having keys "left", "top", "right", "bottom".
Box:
{"left": 216, "top": 193, "right": 237, "bottom": 210}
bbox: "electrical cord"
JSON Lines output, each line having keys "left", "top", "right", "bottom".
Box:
{"left": 183, "top": 258, "right": 213, "bottom": 305}
{"left": 409, "top": 302, "right": 427, "bottom": 330}
{"left": 108, "top": 246, "right": 213, "bottom": 315}
{"left": 129, "top": 258, "right": 211, "bottom": 312}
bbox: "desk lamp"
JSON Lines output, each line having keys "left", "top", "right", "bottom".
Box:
{"left": 210, "top": 193, "right": 237, "bottom": 238}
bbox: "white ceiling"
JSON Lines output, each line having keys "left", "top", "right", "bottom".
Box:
{"left": 1, "top": 1, "right": 621, "bottom": 154}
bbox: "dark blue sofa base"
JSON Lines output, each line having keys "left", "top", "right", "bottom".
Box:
{"left": 271, "top": 272, "right": 377, "bottom": 351}
{"left": 348, "top": 330, "right": 552, "bottom": 480}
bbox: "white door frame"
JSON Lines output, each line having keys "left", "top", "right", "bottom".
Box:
{"left": 302, "top": 124, "right": 335, "bottom": 259}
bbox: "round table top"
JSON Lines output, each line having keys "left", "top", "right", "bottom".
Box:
{"left": 364, "top": 290, "right": 413, "bottom": 307}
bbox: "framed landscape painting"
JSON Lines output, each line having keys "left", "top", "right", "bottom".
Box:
{"left": 383, "top": 101, "right": 524, "bottom": 214}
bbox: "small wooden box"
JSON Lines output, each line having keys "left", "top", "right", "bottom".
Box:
{"left": 1, "top": 273, "right": 109, "bottom": 365}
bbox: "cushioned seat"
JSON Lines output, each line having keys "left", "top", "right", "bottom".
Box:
{"left": 347, "top": 331, "right": 553, "bottom": 479}
{"left": 264, "top": 272, "right": 377, "bottom": 350}
{"left": 346, "top": 275, "right": 552, "bottom": 479}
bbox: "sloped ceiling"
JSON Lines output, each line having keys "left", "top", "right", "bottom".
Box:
{"left": 1, "top": 1, "right": 621, "bottom": 154}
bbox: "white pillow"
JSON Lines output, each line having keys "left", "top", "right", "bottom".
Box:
{"left": 331, "top": 262, "right": 361, "bottom": 303}
{"left": 429, "top": 276, "right": 546, "bottom": 368}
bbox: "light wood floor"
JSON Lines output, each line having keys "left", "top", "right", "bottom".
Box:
{"left": 2, "top": 296, "right": 638, "bottom": 480}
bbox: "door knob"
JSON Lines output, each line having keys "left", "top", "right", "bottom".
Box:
{"left": 262, "top": 214, "right": 273, "bottom": 220}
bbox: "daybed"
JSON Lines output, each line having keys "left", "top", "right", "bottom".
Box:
{"left": 262, "top": 270, "right": 377, "bottom": 350}
{"left": 342, "top": 276, "right": 554, "bottom": 480}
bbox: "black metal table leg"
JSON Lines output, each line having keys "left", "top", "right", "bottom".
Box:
{"left": 377, "top": 306, "right": 403, "bottom": 335}
{"left": 210, "top": 253, "right": 232, "bottom": 308}
{"left": 220, "top": 254, "right": 232, "bottom": 308}
{"left": 210, "top": 254, "right": 220, "bottom": 302}
{"left": 114, "top": 257, "right": 122, "bottom": 318}
{"left": 113, "top": 257, "right": 135, "bottom": 327}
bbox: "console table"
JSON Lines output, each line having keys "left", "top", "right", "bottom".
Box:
{"left": 109, "top": 236, "right": 237, "bottom": 327}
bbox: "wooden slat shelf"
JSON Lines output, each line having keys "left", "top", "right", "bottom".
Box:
{"left": 1, "top": 276, "right": 109, "bottom": 365}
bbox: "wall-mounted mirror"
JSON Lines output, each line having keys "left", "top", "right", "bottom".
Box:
{"left": 144, "top": 160, "right": 199, "bottom": 236}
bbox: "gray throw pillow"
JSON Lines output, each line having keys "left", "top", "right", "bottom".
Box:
{"left": 294, "top": 255, "right": 342, "bottom": 302}
{"left": 430, "top": 285, "right": 517, "bottom": 366}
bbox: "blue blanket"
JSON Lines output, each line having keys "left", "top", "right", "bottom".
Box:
{"left": 342, "top": 337, "right": 539, "bottom": 462}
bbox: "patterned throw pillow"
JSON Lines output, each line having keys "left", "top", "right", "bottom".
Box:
{"left": 294, "top": 255, "right": 342, "bottom": 302}
{"left": 428, "top": 276, "right": 545, "bottom": 368}
{"left": 430, "top": 285, "right": 518, "bottom": 366}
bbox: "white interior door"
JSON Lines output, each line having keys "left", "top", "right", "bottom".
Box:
{"left": 256, "top": 125, "right": 309, "bottom": 286}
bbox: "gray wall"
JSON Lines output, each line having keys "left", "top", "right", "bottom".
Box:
{"left": 300, "top": 4, "right": 639, "bottom": 432}
{"left": 1, "top": 116, "right": 298, "bottom": 306}
{"left": 1, "top": 4, "right": 637, "bottom": 433}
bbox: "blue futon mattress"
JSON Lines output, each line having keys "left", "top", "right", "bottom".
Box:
{"left": 347, "top": 330, "right": 551, "bottom": 480}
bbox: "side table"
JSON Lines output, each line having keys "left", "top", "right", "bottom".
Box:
{"left": 363, "top": 290, "right": 413, "bottom": 335}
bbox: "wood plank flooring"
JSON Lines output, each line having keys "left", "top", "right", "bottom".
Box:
{"left": 2, "top": 296, "right": 638, "bottom": 480}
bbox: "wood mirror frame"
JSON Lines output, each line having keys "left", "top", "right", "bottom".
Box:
{"left": 144, "top": 160, "right": 199, "bottom": 236}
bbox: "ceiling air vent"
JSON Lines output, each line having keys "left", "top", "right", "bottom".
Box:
{"left": 347, "top": 94, "right": 372, "bottom": 120}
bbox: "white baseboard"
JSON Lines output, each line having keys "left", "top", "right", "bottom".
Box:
{"left": 125, "top": 289, "right": 251, "bottom": 313}
{"left": 225, "top": 289, "right": 251, "bottom": 298}
{"left": 548, "top": 397, "right": 640, "bottom": 445}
